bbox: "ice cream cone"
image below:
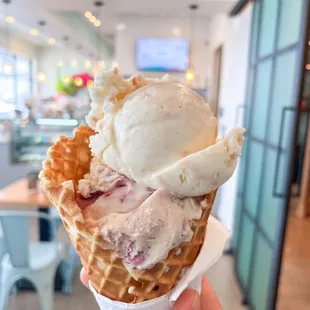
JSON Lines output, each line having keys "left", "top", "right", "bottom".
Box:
{"left": 40, "top": 125, "right": 217, "bottom": 303}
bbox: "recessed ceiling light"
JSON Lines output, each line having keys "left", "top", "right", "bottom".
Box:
{"left": 171, "top": 27, "right": 181, "bottom": 37}
{"left": 48, "top": 38, "right": 56, "bottom": 45}
{"left": 6, "top": 16, "right": 14, "bottom": 23}
{"left": 30, "top": 29, "right": 39, "bottom": 36}
{"left": 94, "top": 20, "right": 101, "bottom": 27}
{"left": 116, "top": 23, "right": 126, "bottom": 31}
{"left": 90, "top": 15, "right": 96, "bottom": 23}
{"left": 85, "top": 11, "right": 92, "bottom": 18}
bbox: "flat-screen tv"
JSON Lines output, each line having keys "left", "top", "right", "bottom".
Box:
{"left": 136, "top": 38, "right": 189, "bottom": 72}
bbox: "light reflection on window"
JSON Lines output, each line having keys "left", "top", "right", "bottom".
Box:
{"left": 0, "top": 51, "right": 32, "bottom": 117}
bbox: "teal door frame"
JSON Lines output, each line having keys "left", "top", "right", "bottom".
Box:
{"left": 233, "top": 0, "right": 310, "bottom": 309}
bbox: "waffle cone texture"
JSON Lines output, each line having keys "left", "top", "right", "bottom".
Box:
{"left": 40, "top": 125, "right": 217, "bottom": 303}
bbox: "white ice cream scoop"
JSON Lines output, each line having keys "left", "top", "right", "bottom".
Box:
{"left": 88, "top": 70, "right": 245, "bottom": 197}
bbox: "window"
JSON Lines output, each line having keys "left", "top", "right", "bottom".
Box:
{"left": 0, "top": 51, "right": 33, "bottom": 117}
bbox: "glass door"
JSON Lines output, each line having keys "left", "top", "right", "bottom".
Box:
{"left": 232, "top": 0, "right": 310, "bottom": 309}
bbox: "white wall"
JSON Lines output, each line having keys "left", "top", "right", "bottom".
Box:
{"left": 0, "top": 31, "right": 38, "bottom": 59}
{"left": 115, "top": 16, "right": 210, "bottom": 88}
{"left": 37, "top": 47, "right": 86, "bottom": 98}
{"left": 208, "top": 5, "right": 253, "bottom": 233}
{"left": 207, "top": 14, "right": 228, "bottom": 92}
{"left": 37, "top": 46, "right": 113, "bottom": 98}
{"left": 0, "top": 29, "right": 114, "bottom": 101}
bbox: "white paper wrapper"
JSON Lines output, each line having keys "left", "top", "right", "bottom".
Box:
{"left": 90, "top": 216, "right": 228, "bottom": 310}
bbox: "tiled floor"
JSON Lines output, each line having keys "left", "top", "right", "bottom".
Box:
{"left": 206, "top": 255, "right": 247, "bottom": 310}
{"left": 5, "top": 254, "right": 246, "bottom": 310}
{"left": 277, "top": 215, "right": 310, "bottom": 310}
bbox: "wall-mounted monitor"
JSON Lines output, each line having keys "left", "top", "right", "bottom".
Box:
{"left": 136, "top": 38, "right": 189, "bottom": 72}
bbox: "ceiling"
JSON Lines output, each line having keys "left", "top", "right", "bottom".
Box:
{"left": 1, "top": 0, "right": 237, "bottom": 59}
{"left": 43, "top": 0, "right": 237, "bottom": 16}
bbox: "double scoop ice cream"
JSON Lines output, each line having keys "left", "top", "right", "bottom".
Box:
{"left": 40, "top": 68, "right": 245, "bottom": 303}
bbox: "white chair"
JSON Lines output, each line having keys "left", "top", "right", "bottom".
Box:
{"left": 0, "top": 211, "right": 65, "bottom": 310}
{"left": 0, "top": 226, "right": 17, "bottom": 296}
{"left": 0, "top": 225, "right": 6, "bottom": 262}
{"left": 50, "top": 207, "right": 80, "bottom": 294}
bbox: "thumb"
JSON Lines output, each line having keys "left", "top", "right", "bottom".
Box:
{"left": 80, "top": 267, "right": 89, "bottom": 289}
{"left": 174, "top": 289, "right": 200, "bottom": 310}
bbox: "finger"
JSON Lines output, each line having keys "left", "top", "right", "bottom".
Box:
{"left": 80, "top": 267, "right": 89, "bottom": 289}
{"left": 187, "top": 274, "right": 203, "bottom": 294}
{"left": 174, "top": 289, "right": 200, "bottom": 310}
{"left": 200, "top": 276, "right": 222, "bottom": 310}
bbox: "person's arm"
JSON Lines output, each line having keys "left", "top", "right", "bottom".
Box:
{"left": 80, "top": 268, "right": 222, "bottom": 310}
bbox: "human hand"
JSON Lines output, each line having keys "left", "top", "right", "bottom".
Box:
{"left": 80, "top": 268, "right": 222, "bottom": 310}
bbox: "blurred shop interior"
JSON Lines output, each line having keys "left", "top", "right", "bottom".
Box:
{"left": 0, "top": 0, "right": 310, "bottom": 310}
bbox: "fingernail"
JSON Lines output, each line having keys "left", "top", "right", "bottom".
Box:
{"left": 192, "top": 292, "right": 200, "bottom": 310}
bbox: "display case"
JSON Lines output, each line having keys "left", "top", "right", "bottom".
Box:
{"left": 10, "top": 118, "right": 85, "bottom": 165}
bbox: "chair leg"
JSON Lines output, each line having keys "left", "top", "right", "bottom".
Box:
{"left": 31, "top": 267, "right": 56, "bottom": 310}
{"left": 37, "top": 282, "right": 54, "bottom": 310}
{"left": 51, "top": 218, "right": 62, "bottom": 241}
{"left": 0, "top": 284, "right": 10, "bottom": 310}
{"left": 0, "top": 276, "right": 15, "bottom": 310}
{"left": 10, "top": 284, "right": 18, "bottom": 295}
{"left": 61, "top": 245, "right": 79, "bottom": 294}
{"left": 0, "top": 269, "right": 18, "bottom": 310}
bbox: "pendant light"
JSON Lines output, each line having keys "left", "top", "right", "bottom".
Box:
{"left": 186, "top": 4, "right": 199, "bottom": 84}
{"left": 87, "top": 52, "right": 94, "bottom": 87}
{"left": 71, "top": 44, "right": 82, "bottom": 70}
{"left": 93, "top": 1, "right": 104, "bottom": 74}
{"left": 38, "top": 20, "right": 47, "bottom": 83}
{"left": 3, "top": 0, "right": 14, "bottom": 75}
{"left": 74, "top": 44, "right": 83, "bottom": 87}
{"left": 85, "top": 52, "right": 94, "bottom": 72}
{"left": 62, "top": 35, "right": 71, "bottom": 85}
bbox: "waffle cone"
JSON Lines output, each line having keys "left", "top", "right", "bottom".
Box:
{"left": 40, "top": 125, "right": 217, "bottom": 303}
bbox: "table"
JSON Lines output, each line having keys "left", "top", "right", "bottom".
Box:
{"left": 0, "top": 178, "right": 64, "bottom": 291}
{"left": 0, "top": 178, "right": 53, "bottom": 241}
{"left": 0, "top": 178, "right": 51, "bottom": 209}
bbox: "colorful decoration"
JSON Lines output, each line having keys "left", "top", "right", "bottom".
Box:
{"left": 74, "top": 77, "right": 83, "bottom": 87}
{"left": 56, "top": 78, "right": 77, "bottom": 96}
{"left": 72, "top": 72, "right": 94, "bottom": 88}
{"left": 87, "top": 80, "right": 94, "bottom": 88}
{"left": 63, "top": 74, "right": 71, "bottom": 85}
{"left": 56, "top": 72, "right": 94, "bottom": 96}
